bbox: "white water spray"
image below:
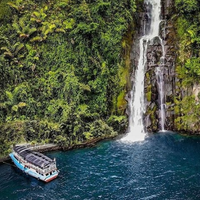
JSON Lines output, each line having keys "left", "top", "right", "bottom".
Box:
{"left": 122, "top": 0, "right": 163, "bottom": 142}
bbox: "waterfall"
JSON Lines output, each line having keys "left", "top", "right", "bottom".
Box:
{"left": 122, "top": 0, "right": 163, "bottom": 142}
{"left": 156, "top": 39, "right": 166, "bottom": 131}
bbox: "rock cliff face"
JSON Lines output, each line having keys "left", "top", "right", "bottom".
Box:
{"left": 145, "top": 0, "right": 177, "bottom": 132}
{"left": 130, "top": 0, "right": 177, "bottom": 132}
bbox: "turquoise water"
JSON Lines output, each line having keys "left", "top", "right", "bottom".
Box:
{"left": 1, "top": 132, "right": 200, "bottom": 199}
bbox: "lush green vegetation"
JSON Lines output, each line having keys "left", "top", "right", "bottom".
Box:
{"left": 0, "top": 0, "right": 142, "bottom": 157}
{"left": 175, "top": 0, "right": 200, "bottom": 132}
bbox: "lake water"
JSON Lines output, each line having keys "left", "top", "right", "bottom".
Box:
{"left": 1, "top": 132, "right": 200, "bottom": 199}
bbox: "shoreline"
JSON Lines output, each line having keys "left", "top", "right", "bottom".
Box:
{"left": 0, "top": 135, "right": 118, "bottom": 164}
{"left": 2, "top": 130, "right": 197, "bottom": 164}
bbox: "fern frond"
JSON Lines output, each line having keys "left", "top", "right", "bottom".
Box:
{"left": 14, "top": 43, "right": 24, "bottom": 55}
{"left": 4, "top": 52, "right": 14, "bottom": 58}
{"left": 1, "top": 46, "right": 10, "bottom": 52}
{"left": 28, "top": 27, "right": 37, "bottom": 36}
{"left": 6, "top": 91, "right": 14, "bottom": 102}
{"left": 30, "top": 36, "right": 43, "bottom": 42}
{"left": 7, "top": 2, "right": 19, "bottom": 11}
{"left": 1, "top": 47, "right": 13, "bottom": 58}
{"left": 12, "top": 17, "right": 21, "bottom": 34}
{"left": 19, "top": 17, "right": 26, "bottom": 29}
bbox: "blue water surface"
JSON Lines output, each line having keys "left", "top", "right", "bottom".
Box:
{"left": 1, "top": 132, "right": 200, "bottom": 200}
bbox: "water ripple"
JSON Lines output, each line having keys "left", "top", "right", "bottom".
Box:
{"left": 1, "top": 133, "right": 200, "bottom": 199}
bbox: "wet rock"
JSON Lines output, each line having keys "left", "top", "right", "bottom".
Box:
{"left": 128, "top": 0, "right": 177, "bottom": 132}
{"left": 143, "top": 0, "right": 176, "bottom": 132}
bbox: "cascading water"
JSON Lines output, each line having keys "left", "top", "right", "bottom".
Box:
{"left": 156, "top": 41, "right": 166, "bottom": 131}
{"left": 155, "top": 18, "right": 167, "bottom": 131}
{"left": 122, "top": 0, "right": 164, "bottom": 142}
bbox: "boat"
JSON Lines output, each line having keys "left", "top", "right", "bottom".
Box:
{"left": 9, "top": 145, "right": 59, "bottom": 182}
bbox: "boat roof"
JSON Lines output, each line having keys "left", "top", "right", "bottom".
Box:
{"left": 13, "top": 145, "right": 54, "bottom": 169}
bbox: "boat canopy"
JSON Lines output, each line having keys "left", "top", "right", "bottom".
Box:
{"left": 14, "top": 145, "right": 54, "bottom": 169}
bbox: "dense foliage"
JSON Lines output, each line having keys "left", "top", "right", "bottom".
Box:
{"left": 175, "top": 0, "right": 200, "bottom": 132}
{"left": 0, "top": 0, "right": 141, "bottom": 156}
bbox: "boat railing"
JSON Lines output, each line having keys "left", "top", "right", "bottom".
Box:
{"left": 13, "top": 143, "right": 57, "bottom": 152}
{"left": 14, "top": 152, "right": 57, "bottom": 175}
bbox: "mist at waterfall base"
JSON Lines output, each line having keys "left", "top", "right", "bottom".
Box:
{"left": 1, "top": 132, "right": 200, "bottom": 199}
